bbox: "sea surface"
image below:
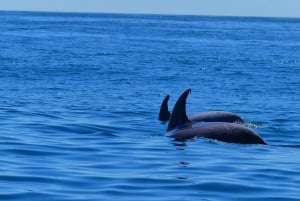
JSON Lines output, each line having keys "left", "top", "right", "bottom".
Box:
{"left": 0, "top": 11, "right": 300, "bottom": 201}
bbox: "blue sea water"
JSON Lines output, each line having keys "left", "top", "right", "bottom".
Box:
{"left": 0, "top": 11, "right": 300, "bottom": 200}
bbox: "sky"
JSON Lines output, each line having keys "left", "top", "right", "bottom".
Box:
{"left": 0, "top": 0, "right": 300, "bottom": 18}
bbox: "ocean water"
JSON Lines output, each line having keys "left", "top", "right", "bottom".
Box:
{"left": 0, "top": 11, "right": 300, "bottom": 200}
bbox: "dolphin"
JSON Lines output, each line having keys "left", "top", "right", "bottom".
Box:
{"left": 158, "top": 94, "right": 243, "bottom": 123}
{"left": 166, "top": 89, "right": 267, "bottom": 145}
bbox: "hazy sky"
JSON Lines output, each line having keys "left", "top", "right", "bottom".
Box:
{"left": 0, "top": 0, "right": 300, "bottom": 18}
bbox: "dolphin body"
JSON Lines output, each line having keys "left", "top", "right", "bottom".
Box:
{"left": 166, "top": 89, "right": 267, "bottom": 145}
{"left": 159, "top": 94, "right": 243, "bottom": 123}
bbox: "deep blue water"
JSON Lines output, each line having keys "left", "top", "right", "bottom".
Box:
{"left": 0, "top": 11, "right": 300, "bottom": 200}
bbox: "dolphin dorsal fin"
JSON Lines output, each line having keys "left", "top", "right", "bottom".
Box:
{"left": 167, "top": 89, "right": 191, "bottom": 131}
{"left": 158, "top": 95, "right": 171, "bottom": 122}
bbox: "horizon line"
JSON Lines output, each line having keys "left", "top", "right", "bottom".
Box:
{"left": 1, "top": 9, "right": 300, "bottom": 20}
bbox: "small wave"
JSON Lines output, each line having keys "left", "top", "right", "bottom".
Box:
{"left": 24, "top": 123, "right": 119, "bottom": 137}
{"left": 243, "top": 122, "right": 267, "bottom": 129}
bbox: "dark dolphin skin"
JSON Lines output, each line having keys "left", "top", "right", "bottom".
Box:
{"left": 166, "top": 89, "right": 267, "bottom": 145}
{"left": 158, "top": 95, "right": 171, "bottom": 122}
{"left": 158, "top": 94, "right": 243, "bottom": 123}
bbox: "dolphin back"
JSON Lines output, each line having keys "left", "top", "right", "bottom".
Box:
{"left": 189, "top": 111, "right": 244, "bottom": 123}
{"left": 169, "top": 122, "right": 267, "bottom": 145}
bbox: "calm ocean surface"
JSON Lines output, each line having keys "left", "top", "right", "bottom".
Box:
{"left": 0, "top": 11, "right": 300, "bottom": 200}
